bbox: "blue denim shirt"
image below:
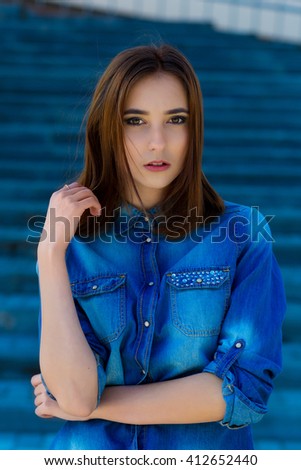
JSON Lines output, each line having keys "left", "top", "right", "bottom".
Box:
{"left": 48, "top": 201, "right": 286, "bottom": 450}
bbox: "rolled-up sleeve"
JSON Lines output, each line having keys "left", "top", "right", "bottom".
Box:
{"left": 203, "top": 207, "right": 286, "bottom": 428}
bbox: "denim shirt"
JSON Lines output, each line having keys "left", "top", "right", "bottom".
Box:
{"left": 48, "top": 200, "right": 286, "bottom": 450}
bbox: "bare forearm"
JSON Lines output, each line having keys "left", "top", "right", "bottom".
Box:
{"left": 90, "top": 372, "right": 225, "bottom": 425}
{"left": 38, "top": 246, "right": 98, "bottom": 416}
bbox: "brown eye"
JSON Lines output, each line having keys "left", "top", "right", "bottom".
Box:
{"left": 124, "top": 117, "right": 144, "bottom": 126}
{"left": 168, "top": 116, "right": 187, "bottom": 124}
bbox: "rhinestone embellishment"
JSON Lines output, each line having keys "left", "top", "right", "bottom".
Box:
{"left": 168, "top": 269, "right": 228, "bottom": 288}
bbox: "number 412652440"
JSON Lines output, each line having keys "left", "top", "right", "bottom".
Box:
{"left": 185, "top": 454, "right": 258, "bottom": 466}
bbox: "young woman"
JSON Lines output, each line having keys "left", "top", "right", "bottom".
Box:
{"left": 32, "top": 44, "right": 286, "bottom": 450}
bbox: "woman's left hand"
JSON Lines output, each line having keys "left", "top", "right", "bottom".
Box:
{"left": 31, "top": 374, "right": 87, "bottom": 421}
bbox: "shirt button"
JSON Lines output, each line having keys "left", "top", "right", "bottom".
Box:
{"left": 141, "top": 369, "right": 146, "bottom": 375}
{"left": 146, "top": 237, "right": 151, "bottom": 243}
{"left": 144, "top": 321, "right": 150, "bottom": 328}
{"left": 148, "top": 281, "right": 154, "bottom": 286}
{"left": 144, "top": 217, "right": 149, "bottom": 222}
{"left": 235, "top": 341, "right": 243, "bottom": 349}
{"left": 92, "top": 285, "right": 98, "bottom": 290}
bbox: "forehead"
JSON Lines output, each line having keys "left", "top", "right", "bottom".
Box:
{"left": 125, "top": 72, "right": 188, "bottom": 109}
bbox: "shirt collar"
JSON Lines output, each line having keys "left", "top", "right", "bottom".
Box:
{"left": 113, "top": 204, "right": 159, "bottom": 235}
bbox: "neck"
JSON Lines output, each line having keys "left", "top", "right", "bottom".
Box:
{"left": 126, "top": 188, "right": 163, "bottom": 211}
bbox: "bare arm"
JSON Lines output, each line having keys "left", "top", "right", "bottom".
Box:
{"left": 33, "top": 372, "right": 225, "bottom": 424}
{"left": 38, "top": 183, "right": 101, "bottom": 417}
{"left": 92, "top": 372, "right": 225, "bottom": 425}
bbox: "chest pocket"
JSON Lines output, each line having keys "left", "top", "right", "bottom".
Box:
{"left": 71, "top": 274, "right": 126, "bottom": 344}
{"left": 166, "top": 267, "right": 230, "bottom": 337}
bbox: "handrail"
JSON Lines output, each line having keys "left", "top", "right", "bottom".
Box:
{"left": 200, "top": 0, "right": 301, "bottom": 43}
{"left": 201, "top": 0, "right": 301, "bottom": 16}
{"left": 33, "top": 0, "right": 301, "bottom": 44}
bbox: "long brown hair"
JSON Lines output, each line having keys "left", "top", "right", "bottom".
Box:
{"left": 77, "top": 44, "right": 224, "bottom": 239}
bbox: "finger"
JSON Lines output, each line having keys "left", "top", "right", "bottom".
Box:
{"left": 34, "top": 392, "right": 49, "bottom": 406}
{"left": 34, "top": 395, "right": 43, "bottom": 407}
{"left": 90, "top": 205, "right": 102, "bottom": 217}
{"left": 35, "top": 405, "right": 53, "bottom": 419}
{"left": 61, "top": 187, "right": 101, "bottom": 212}
{"left": 76, "top": 196, "right": 102, "bottom": 216}
{"left": 63, "top": 187, "right": 97, "bottom": 200}
{"left": 59, "top": 182, "right": 82, "bottom": 193}
{"left": 34, "top": 383, "right": 47, "bottom": 397}
{"left": 31, "top": 374, "right": 42, "bottom": 387}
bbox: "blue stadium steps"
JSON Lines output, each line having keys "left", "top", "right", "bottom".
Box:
{"left": 0, "top": 1, "right": 300, "bottom": 450}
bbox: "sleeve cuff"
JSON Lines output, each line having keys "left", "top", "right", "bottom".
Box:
{"left": 220, "top": 371, "right": 267, "bottom": 428}
{"left": 203, "top": 365, "right": 267, "bottom": 429}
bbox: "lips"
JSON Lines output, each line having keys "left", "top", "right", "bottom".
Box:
{"left": 144, "top": 160, "right": 170, "bottom": 172}
{"left": 144, "top": 160, "right": 170, "bottom": 168}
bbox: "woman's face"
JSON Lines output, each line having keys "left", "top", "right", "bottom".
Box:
{"left": 123, "top": 72, "right": 189, "bottom": 209}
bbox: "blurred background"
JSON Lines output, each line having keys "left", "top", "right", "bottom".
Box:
{"left": 0, "top": 0, "right": 300, "bottom": 450}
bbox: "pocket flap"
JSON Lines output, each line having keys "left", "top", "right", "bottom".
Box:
{"left": 166, "top": 268, "right": 230, "bottom": 290}
{"left": 71, "top": 274, "right": 126, "bottom": 297}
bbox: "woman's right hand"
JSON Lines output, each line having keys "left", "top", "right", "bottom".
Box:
{"left": 31, "top": 374, "right": 89, "bottom": 421}
{"left": 38, "top": 182, "right": 101, "bottom": 254}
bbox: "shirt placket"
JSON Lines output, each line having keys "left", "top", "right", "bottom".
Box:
{"left": 134, "top": 221, "right": 159, "bottom": 381}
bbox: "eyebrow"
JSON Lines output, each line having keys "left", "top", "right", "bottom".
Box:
{"left": 123, "top": 107, "right": 189, "bottom": 115}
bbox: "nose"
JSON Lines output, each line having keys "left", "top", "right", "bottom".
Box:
{"left": 148, "top": 126, "right": 165, "bottom": 152}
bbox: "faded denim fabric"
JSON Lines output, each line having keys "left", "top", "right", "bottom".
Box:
{"left": 46, "top": 201, "right": 286, "bottom": 450}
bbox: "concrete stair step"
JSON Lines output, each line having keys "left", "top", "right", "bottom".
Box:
{"left": 0, "top": 227, "right": 39, "bottom": 258}
{"left": 281, "top": 266, "right": 301, "bottom": 303}
{"left": 204, "top": 95, "right": 301, "bottom": 111}
{"left": 0, "top": 179, "right": 65, "bottom": 201}
{"left": 0, "top": 334, "right": 39, "bottom": 373}
{"left": 275, "top": 342, "right": 301, "bottom": 390}
{"left": 271, "top": 238, "right": 301, "bottom": 267}
{"left": 2, "top": 28, "right": 300, "bottom": 69}
{"left": 0, "top": 293, "right": 39, "bottom": 335}
{"left": 282, "top": 303, "right": 301, "bottom": 342}
{"left": 205, "top": 128, "right": 301, "bottom": 145}
{"left": 0, "top": 161, "right": 81, "bottom": 180}
{"left": 0, "top": 10, "right": 290, "bottom": 46}
{"left": 0, "top": 432, "right": 56, "bottom": 451}
{"left": 0, "top": 92, "right": 87, "bottom": 108}
{"left": 252, "top": 388, "right": 301, "bottom": 445}
{"left": 218, "top": 190, "right": 301, "bottom": 211}
{"left": 0, "top": 256, "right": 37, "bottom": 294}
{"left": 204, "top": 146, "right": 301, "bottom": 162}
{"left": 0, "top": 378, "right": 61, "bottom": 435}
